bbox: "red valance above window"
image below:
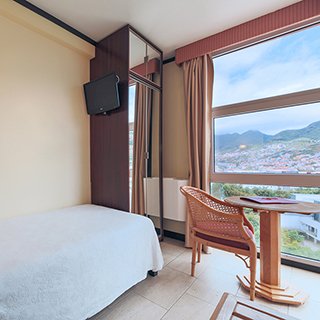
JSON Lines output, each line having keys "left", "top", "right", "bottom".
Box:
{"left": 175, "top": 0, "right": 320, "bottom": 65}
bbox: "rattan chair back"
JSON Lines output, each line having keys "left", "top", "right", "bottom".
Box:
{"left": 180, "top": 186, "right": 249, "bottom": 242}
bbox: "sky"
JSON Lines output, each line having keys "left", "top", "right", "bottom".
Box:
{"left": 215, "top": 102, "right": 320, "bottom": 135}
{"left": 129, "top": 84, "right": 136, "bottom": 123}
{"left": 213, "top": 24, "right": 320, "bottom": 135}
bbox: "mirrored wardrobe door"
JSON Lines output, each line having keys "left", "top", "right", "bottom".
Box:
{"left": 128, "top": 25, "right": 163, "bottom": 240}
{"left": 129, "top": 78, "right": 149, "bottom": 214}
{"left": 129, "top": 31, "right": 147, "bottom": 78}
{"left": 145, "top": 89, "right": 160, "bottom": 218}
{"left": 129, "top": 28, "right": 161, "bottom": 88}
{"left": 146, "top": 44, "right": 161, "bottom": 87}
{"left": 129, "top": 78, "right": 160, "bottom": 218}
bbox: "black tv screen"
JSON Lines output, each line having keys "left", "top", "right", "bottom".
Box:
{"left": 83, "top": 73, "right": 120, "bottom": 115}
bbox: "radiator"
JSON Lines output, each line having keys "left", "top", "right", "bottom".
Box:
{"left": 144, "top": 177, "right": 188, "bottom": 221}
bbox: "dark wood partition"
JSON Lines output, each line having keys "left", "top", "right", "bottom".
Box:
{"left": 90, "top": 26, "right": 130, "bottom": 211}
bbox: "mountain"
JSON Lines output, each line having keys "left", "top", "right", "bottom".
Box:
{"left": 215, "top": 130, "right": 271, "bottom": 151}
{"left": 216, "top": 120, "right": 320, "bottom": 151}
{"left": 271, "top": 120, "right": 320, "bottom": 141}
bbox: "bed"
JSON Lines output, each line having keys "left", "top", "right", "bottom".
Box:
{"left": 0, "top": 204, "right": 163, "bottom": 320}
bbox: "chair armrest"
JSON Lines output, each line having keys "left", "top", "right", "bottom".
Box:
{"left": 239, "top": 208, "right": 255, "bottom": 234}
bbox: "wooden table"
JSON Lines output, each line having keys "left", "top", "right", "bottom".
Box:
{"left": 210, "top": 292, "right": 299, "bottom": 320}
{"left": 225, "top": 196, "right": 320, "bottom": 305}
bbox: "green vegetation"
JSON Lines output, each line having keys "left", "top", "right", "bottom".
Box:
{"left": 221, "top": 183, "right": 291, "bottom": 198}
{"left": 282, "top": 234, "right": 320, "bottom": 260}
{"left": 211, "top": 183, "right": 320, "bottom": 261}
{"left": 246, "top": 212, "right": 260, "bottom": 245}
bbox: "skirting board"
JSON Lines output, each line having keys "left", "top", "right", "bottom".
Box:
{"left": 155, "top": 228, "right": 185, "bottom": 242}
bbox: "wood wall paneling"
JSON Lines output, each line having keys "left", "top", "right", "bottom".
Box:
{"left": 90, "top": 26, "right": 130, "bottom": 211}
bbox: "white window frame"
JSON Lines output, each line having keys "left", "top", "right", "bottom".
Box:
{"left": 211, "top": 26, "right": 320, "bottom": 268}
{"left": 212, "top": 87, "right": 320, "bottom": 187}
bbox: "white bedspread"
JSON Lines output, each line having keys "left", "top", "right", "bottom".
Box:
{"left": 0, "top": 205, "right": 163, "bottom": 320}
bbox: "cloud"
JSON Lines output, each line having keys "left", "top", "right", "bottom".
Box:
{"left": 213, "top": 25, "right": 320, "bottom": 106}
{"left": 213, "top": 25, "right": 320, "bottom": 135}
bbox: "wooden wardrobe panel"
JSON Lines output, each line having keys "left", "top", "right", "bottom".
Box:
{"left": 90, "top": 26, "right": 130, "bottom": 211}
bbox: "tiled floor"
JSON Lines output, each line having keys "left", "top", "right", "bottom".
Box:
{"left": 90, "top": 237, "right": 320, "bottom": 320}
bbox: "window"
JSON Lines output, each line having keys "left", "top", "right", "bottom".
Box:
{"left": 129, "top": 84, "right": 136, "bottom": 209}
{"left": 215, "top": 103, "right": 320, "bottom": 175}
{"left": 212, "top": 24, "right": 320, "bottom": 266}
{"left": 211, "top": 183, "right": 320, "bottom": 262}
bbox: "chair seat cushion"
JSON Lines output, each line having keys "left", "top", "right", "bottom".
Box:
{"left": 195, "top": 226, "right": 254, "bottom": 251}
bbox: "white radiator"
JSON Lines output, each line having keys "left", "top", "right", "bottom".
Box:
{"left": 144, "top": 178, "right": 188, "bottom": 221}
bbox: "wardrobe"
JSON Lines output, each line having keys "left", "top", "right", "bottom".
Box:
{"left": 90, "top": 25, "right": 164, "bottom": 239}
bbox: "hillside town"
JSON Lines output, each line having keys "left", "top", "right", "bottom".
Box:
{"left": 216, "top": 138, "right": 320, "bottom": 174}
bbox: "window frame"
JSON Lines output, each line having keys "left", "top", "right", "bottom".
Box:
{"left": 212, "top": 87, "right": 320, "bottom": 187}
{"left": 211, "top": 25, "right": 320, "bottom": 268}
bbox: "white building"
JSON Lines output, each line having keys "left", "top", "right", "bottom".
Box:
{"left": 289, "top": 194, "right": 320, "bottom": 244}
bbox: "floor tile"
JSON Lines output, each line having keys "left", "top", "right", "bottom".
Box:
{"left": 289, "top": 267, "right": 320, "bottom": 302}
{"left": 188, "top": 268, "right": 240, "bottom": 306}
{"left": 88, "top": 288, "right": 134, "bottom": 319}
{"left": 162, "top": 237, "right": 186, "bottom": 248}
{"left": 93, "top": 291, "right": 166, "bottom": 320}
{"left": 89, "top": 238, "right": 319, "bottom": 320}
{"left": 160, "top": 239, "right": 185, "bottom": 255}
{"left": 288, "top": 298, "right": 320, "bottom": 319}
{"left": 162, "top": 253, "right": 178, "bottom": 266}
{"left": 187, "top": 280, "right": 226, "bottom": 308}
{"left": 104, "top": 287, "right": 133, "bottom": 310}
{"left": 209, "top": 250, "right": 294, "bottom": 281}
{"left": 166, "top": 249, "right": 213, "bottom": 277}
{"left": 206, "top": 249, "right": 248, "bottom": 275}
{"left": 134, "top": 266, "right": 195, "bottom": 309}
{"left": 280, "top": 265, "right": 293, "bottom": 282}
{"left": 160, "top": 241, "right": 185, "bottom": 266}
{"left": 198, "top": 266, "right": 240, "bottom": 292}
{"left": 161, "top": 293, "right": 215, "bottom": 320}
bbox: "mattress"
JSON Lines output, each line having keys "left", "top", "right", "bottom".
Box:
{"left": 0, "top": 204, "right": 163, "bottom": 320}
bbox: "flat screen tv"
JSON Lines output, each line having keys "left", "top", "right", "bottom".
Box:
{"left": 83, "top": 73, "right": 120, "bottom": 115}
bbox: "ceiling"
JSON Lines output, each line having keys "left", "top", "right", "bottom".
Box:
{"left": 27, "top": 0, "right": 301, "bottom": 58}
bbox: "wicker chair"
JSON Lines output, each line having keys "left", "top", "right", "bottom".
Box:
{"left": 180, "top": 186, "right": 257, "bottom": 301}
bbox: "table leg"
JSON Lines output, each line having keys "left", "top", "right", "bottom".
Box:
{"left": 260, "top": 210, "right": 281, "bottom": 286}
{"left": 237, "top": 210, "right": 308, "bottom": 305}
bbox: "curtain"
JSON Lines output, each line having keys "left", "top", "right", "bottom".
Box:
{"left": 182, "top": 54, "right": 214, "bottom": 247}
{"left": 131, "top": 81, "right": 152, "bottom": 214}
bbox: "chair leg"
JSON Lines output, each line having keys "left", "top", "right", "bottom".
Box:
{"left": 249, "top": 253, "right": 256, "bottom": 301}
{"left": 197, "top": 243, "right": 202, "bottom": 263}
{"left": 191, "top": 239, "right": 197, "bottom": 277}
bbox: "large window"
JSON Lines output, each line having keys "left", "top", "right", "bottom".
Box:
{"left": 212, "top": 24, "right": 320, "bottom": 266}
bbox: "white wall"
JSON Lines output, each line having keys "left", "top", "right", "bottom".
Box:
{"left": 0, "top": 1, "right": 95, "bottom": 219}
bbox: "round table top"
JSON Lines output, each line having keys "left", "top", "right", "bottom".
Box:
{"left": 225, "top": 196, "right": 320, "bottom": 215}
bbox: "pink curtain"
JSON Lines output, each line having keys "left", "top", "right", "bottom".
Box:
{"left": 182, "top": 54, "right": 214, "bottom": 247}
